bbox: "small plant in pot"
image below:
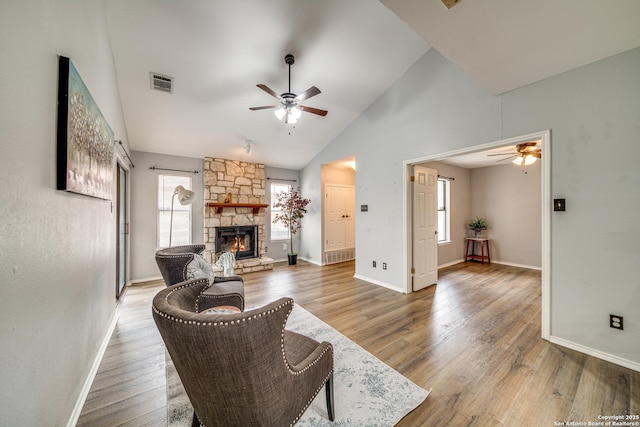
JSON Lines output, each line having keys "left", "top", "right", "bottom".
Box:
{"left": 468, "top": 216, "right": 488, "bottom": 238}
{"left": 273, "top": 190, "right": 311, "bottom": 265}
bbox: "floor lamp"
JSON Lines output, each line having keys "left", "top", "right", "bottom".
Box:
{"left": 169, "top": 185, "right": 196, "bottom": 247}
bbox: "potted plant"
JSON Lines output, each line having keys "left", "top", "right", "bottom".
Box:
{"left": 468, "top": 216, "right": 488, "bottom": 238}
{"left": 273, "top": 190, "right": 311, "bottom": 265}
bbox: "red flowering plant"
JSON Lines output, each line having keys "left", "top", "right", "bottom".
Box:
{"left": 273, "top": 190, "right": 311, "bottom": 255}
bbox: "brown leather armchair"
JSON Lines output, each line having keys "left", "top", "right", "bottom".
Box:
{"left": 152, "top": 279, "right": 335, "bottom": 427}
{"left": 155, "top": 245, "right": 244, "bottom": 311}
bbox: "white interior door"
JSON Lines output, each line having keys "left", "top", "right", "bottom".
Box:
{"left": 325, "top": 185, "right": 345, "bottom": 251}
{"left": 344, "top": 186, "right": 355, "bottom": 248}
{"left": 412, "top": 165, "right": 438, "bottom": 291}
{"left": 325, "top": 184, "right": 355, "bottom": 251}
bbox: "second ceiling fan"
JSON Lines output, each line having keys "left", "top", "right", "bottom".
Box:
{"left": 488, "top": 142, "right": 541, "bottom": 166}
{"left": 249, "top": 54, "right": 328, "bottom": 124}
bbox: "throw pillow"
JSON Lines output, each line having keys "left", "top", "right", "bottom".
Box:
{"left": 186, "top": 253, "right": 215, "bottom": 285}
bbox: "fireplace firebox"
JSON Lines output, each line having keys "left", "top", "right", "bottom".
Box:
{"left": 215, "top": 226, "right": 258, "bottom": 260}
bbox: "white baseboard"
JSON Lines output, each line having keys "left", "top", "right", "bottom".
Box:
{"left": 549, "top": 336, "right": 640, "bottom": 372}
{"left": 491, "top": 260, "right": 542, "bottom": 270}
{"left": 298, "top": 257, "right": 322, "bottom": 266}
{"left": 66, "top": 308, "right": 120, "bottom": 427}
{"left": 438, "top": 259, "right": 465, "bottom": 269}
{"left": 353, "top": 274, "right": 404, "bottom": 293}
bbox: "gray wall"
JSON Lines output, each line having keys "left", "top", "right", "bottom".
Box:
{"left": 264, "top": 167, "right": 302, "bottom": 261}
{"left": 301, "top": 47, "right": 640, "bottom": 364}
{"left": 130, "top": 151, "right": 204, "bottom": 280}
{"left": 301, "top": 48, "right": 502, "bottom": 283}
{"left": 470, "top": 162, "right": 541, "bottom": 268}
{"left": 0, "top": 0, "right": 130, "bottom": 424}
{"left": 501, "top": 48, "right": 639, "bottom": 363}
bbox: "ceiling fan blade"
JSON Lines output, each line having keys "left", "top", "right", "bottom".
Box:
{"left": 256, "top": 84, "right": 281, "bottom": 99}
{"left": 517, "top": 141, "right": 538, "bottom": 149}
{"left": 295, "top": 86, "right": 321, "bottom": 102}
{"left": 487, "top": 152, "right": 518, "bottom": 156}
{"left": 300, "top": 105, "right": 328, "bottom": 116}
{"left": 249, "top": 105, "right": 277, "bottom": 111}
{"left": 496, "top": 155, "right": 517, "bottom": 162}
{"left": 530, "top": 151, "right": 542, "bottom": 158}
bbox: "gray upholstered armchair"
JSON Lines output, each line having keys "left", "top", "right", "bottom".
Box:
{"left": 155, "top": 244, "right": 244, "bottom": 311}
{"left": 152, "top": 279, "right": 335, "bottom": 427}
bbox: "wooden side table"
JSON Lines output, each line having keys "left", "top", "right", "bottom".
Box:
{"left": 465, "top": 238, "right": 491, "bottom": 264}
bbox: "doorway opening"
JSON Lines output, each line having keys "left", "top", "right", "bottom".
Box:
{"left": 403, "top": 130, "right": 551, "bottom": 339}
{"left": 321, "top": 156, "right": 356, "bottom": 265}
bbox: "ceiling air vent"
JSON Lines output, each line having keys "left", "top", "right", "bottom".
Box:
{"left": 150, "top": 72, "right": 173, "bottom": 93}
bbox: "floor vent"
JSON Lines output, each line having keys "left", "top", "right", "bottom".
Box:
{"left": 150, "top": 72, "right": 173, "bottom": 93}
{"left": 325, "top": 248, "right": 355, "bottom": 265}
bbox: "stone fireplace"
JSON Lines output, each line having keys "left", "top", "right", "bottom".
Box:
{"left": 203, "top": 158, "right": 273, "bottom": 274}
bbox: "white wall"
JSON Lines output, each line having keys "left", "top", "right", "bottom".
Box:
{"left": 302, "top": 47, "right": 640, "bottom": 365}
{"left": 130, "top": 151, "right": 204, "bottom": 280}
{"left": 0, "top": 1, "right": 130, "bottom": 425}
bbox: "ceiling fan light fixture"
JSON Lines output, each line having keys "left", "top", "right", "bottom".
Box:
{"left": 250, "top": 54, "right": 328, "bottom": 123}
{"left": 512, "top": 154, "right": 537, "bottom": 166}
{"left": 284, "top": 109, "right": 298, "bottom": 124}
{"left": 274, "top": 106, "right": 286, "bottom": 120}
{"left": 290, "top": 105, "right": 302, "bottom": 119}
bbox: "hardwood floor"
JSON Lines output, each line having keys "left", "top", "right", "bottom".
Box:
{"left": 78, "top": 261, "right": 639, "bottom": 426}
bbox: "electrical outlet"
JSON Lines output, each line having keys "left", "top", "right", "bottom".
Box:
{"left": 382, "top": 262, "right": 387, "bottom": 270}
{"left": 372, "top": 261, "right": 376, "bottom": 267}
{"left": 282, "top": 243, "right": 287, "bottom": 251}
{"left": 610, "top": 314, "right": 624, "bottom": 330}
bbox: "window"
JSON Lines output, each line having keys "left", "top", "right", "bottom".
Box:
{"left": 158, "top": 175, "right": 192, "bottom": 248}
{"left": 437, "top": 178, "right": 450, "bottom": 243}
{"left": 270, "top": 182, "right": 291, "bottom": 241}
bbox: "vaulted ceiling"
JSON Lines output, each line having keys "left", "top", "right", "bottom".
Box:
{"left": 105, "top": 0, "right": 640, "bottom": 170}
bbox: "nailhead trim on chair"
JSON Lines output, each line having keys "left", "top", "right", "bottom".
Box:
{"left": 154, "top": 280, "right": 334, "bottom": 426}
{"left": 289, "top": 369, "right": 334, "bottom": 427}
{"left": 156, "top": 252, "right": 194, "bottom": 282}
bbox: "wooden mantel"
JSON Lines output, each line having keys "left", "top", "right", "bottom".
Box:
{"left": 206, "top": 202, "right": 269, "bottom": 214}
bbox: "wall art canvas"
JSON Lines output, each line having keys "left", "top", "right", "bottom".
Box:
{"left": 57, "top": 56, "right": 114, "bottom": 200}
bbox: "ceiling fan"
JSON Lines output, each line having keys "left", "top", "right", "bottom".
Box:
{"left": 249, "top": 54, "right": 327, "bottom": 124}
{"left": 488, "top": 141, "right": 541, "bottom": 166}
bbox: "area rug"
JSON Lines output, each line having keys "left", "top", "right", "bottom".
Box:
{"left": 166, "top": 304, "right": 430, "bottom": 426}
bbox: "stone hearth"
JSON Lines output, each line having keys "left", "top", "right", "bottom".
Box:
{"left": 203, "top": 158, "right": 273, "bottom": 275}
